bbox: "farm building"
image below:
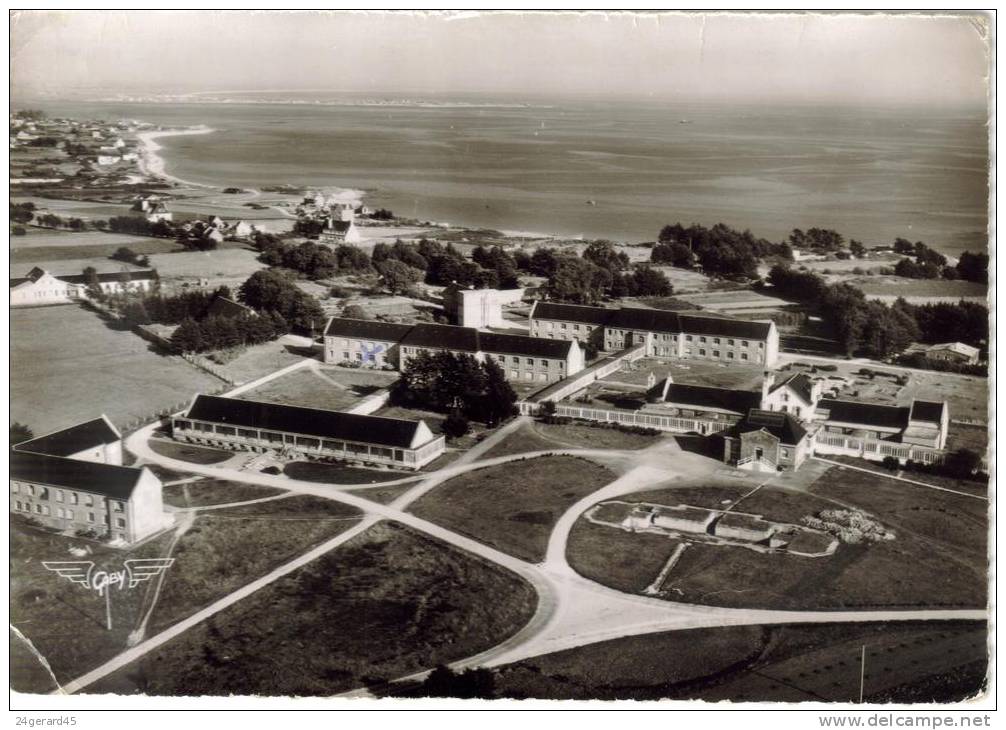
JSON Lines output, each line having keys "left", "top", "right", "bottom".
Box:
{"left": 10, "top": 267, "right": 158, "bottom": 307}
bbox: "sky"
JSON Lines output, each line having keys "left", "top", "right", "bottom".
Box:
{"left": 9, "top": 11, "right": 991, "bottom": 107}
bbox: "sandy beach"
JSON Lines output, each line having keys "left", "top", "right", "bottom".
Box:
{"left": 136, "top": 125, "right": 216, "bottom": 186}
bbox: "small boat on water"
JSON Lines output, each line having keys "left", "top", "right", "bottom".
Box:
{"left": 586, "top": 199, "right": 596, "bottom": 206}
{"left": 679, "top": 119, "right": 692, "bottom": 124}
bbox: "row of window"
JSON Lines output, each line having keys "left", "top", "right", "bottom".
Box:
{"left": 534, "top": 319, "right": 767, "bottom": 349}
{"left": 177, "top": 422, "right": 408, "bottom": 461}
{"left": 402, "top": 347, "right": 565, "bottom": 370}
{"left": 10, "top": 483, "right": 124, "bottom": 511}
{"left": 12, "top": 501, "right": 125, "bottom": 526}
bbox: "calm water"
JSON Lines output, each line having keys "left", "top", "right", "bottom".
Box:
{"left": 29, "top": 96, "right": 989, "bottom": 255}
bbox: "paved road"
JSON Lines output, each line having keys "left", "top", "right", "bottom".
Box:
{"left": 57, "top": 421, "right": 988, "bottom": 695}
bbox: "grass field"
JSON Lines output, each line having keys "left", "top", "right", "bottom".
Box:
{"left": 148, "top": 439, "right": 234, "bottom": 465}
{"left": 284, "top": 461, "right": 417, "bottom": 485}
{"left": 88, "top": 522, "right": 538, "bottom": 696}
{"left": 483, "top": 421, "right": 664, "bottom": 459}
{"left": 11, "top": 305, "right": 221, "bottom": 435}
{"left": 146, "top": 496, "right": 362, "bottom": 634}
{"left": 10, "top": 520, "right": 176, "bottom": 693}
{"left": 236, "top": 368, "right": 363, "bottom": 411}
{"left": 600, "top": 357, "right": 766, "bottom": 390}
{"left": 567, "top": 469, "right": 988, "bottom": 610}
{"left": 409, "top": 455, "right": 617, "bottom": 562}
{"left": 162, "top": 479, "right": 288, "bottom": 508}
{"left": 492, "top": 621, "right": 987, "bottom": 702}
{"left": 204, "top": 338, "right": 311, "bottom": 385}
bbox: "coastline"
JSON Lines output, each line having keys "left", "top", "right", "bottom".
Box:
{"left": 136, "top": 125, "right": 217, "bottom": 187}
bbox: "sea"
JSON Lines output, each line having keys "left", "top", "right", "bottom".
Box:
{"left": 24, "top": 92, "right": 990, "bottom": 256}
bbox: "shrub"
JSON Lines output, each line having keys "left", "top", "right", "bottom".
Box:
{"left": 11, "top": 225, "right": 26, "bottom": 236}
{"left": 882, "top": 456, "right": 901, "bottom": 471}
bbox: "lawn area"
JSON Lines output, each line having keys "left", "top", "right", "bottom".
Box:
{"left": 823, "top": 456, "right": 988, "bottom": 497}
{"left": 284, "top": 460, "right": 418, "bottom": 485}
{"left": 162, "top": 479, "right": 288, "bottom": 508}
{"left": 491, "top": 621, "right": 987, "bottom": 702}
{"left": 11, "top": 305, "right": 221, "bottom": 435}
{"left": 145, "top": 496, "right": 362, "bottom": 634}
{"left": 346, "top": 483, "right": 418, "bottom": 504}
{"left": 568, "top": 469, "right": 987, "bottom": 610}
{"left": 148, "top": 438, "right": 233, "bottom": 465}
{"left": 11, "top": 236, "right": 181, "bottom": 265}
{"left": 204, "top": 338, "right": 312, "bottom": 385}
{"left": 409, "top": 455, "right": 617, "bottom": 562}
{"left": 236, "top": 368, "right": 362, "bottom": 411}
{"left": 600, "top": 357, "right": 765, "bottom": 390}
{"left": 88, "top": 522, "right": 538, "bottom": 696}
{"left": 482, "top": 421, "right": 664, "bottom": 459}
{"left": 10, "top": 519, "right": 176, "bottom": 693}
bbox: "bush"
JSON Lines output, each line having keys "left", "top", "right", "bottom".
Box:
{"left": 881, "top": 456, "right": 901, "bottom": 472}
{"left": 11, "top": 225, "right": 26, "bottom": 236}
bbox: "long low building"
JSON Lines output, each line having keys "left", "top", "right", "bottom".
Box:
{"left": 528, "top": 302, "right": 779, "bottom": 366}
{"left": 10, "top": 266, "right": 158, "bottom": 307}
{"left": 173, "top": 394, "right": 446, "bottom": 469}
{"left": 11, "top": 417, "right": 169, "bottom": 544}
{"left": 324, "top": 317, "right": 584, "bottom": 384}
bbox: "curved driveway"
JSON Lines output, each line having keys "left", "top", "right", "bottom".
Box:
{"left": 57, "top": 420, "right": 987, "bottom": 694}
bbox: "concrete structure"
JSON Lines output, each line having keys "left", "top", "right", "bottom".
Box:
{"left": 10, "top": 267, "right": 158, "bottom": 307}
{"left": 11, "top": 418, "right": 169, "bottom": 544}
{"left": 652, "top": 506, "right": 718, "bottom": 533}
{"left": 323, "top": 317, "right": 584, "bottom": 384}
{"left": 529, "top": 302, "right": 779, "bottom": 366}
{"left": 442, "top": 285, "right": 524, "bottom": 328}
{"left": 173, "top": 394, "right": 446, "bottom": 470}
{"left": 722, "top": 409, "right": 811, "bottom": 472}
{"left": 712, "top": 512, "right": 776, "bottom": 542}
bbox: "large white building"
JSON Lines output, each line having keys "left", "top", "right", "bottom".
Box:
{"left": 11, "top": 417, "right": 170, "bottom": 544}
{"left": 529, "top": 302, "right": 779, "bottom": 366}
{"left": 323, "top": 318, "right": 584, "bottom": 384}
{"left": 442, "top": 285, "right": 525, "bottom": 328}
{"left": 10, "top": 267, "right": 159, "bottom": 307}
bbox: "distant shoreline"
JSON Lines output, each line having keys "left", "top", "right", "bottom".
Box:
{"left": 136, "top": 125, "right": 217, "bottom": 187}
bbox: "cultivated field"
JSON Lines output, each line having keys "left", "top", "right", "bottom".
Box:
{"left": 11, "top": 305, "right": 221, "bottom": 435}
{"left": 409, "top": 455, "right": 618, "bottom": 562}
{"left": 88, "top": 523, "right": 538, "bottom": 696}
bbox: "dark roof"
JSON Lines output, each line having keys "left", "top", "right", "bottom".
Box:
{"left": 479, "top": 332, "right": 573, "bottom": 359}
{"left": 910, "top": 400, "right": 946, "bottom": 424}
{"left": 185, "top": 395, "right": 429, "bottom": 448}
{"left": 734, "top": 409, "right": 808, "bottom": 445}
{"left": 56, "top": 269, "right": 158, "bottom": 284}
{"left": 662, "top": 383, "right": 762, "bottom": 414}
{"left": 678, "top": 314, "right": 773, "bottom": 339}
{"left": 11, "top": 450, "right": 145, "bottom": 501}
{"left": 608, "top": 307, "right": 683, "bottom": 332}
{"left": 817, "top": 399, "right": 909, "bottom": 430}
{"left": 207, "top": 296, "right": 256, "bottom": 320}
{"left": 401, "top": 323, "right": 481, "bottom": 353}
{"left": 531, "top": 302, "right": 614, "bottom": 326}
{"left": 14, "top": 417, "right": 119, "bottom": 458}
{"left": 324, "top": 317, "right": 413, "bottom": 341}
{"left": 774, "top": 373, "right": 815, "bottom": 404}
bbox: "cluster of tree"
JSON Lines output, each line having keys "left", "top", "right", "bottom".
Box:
{"left": 766, "top": 264, "right": 988, "bottom": 357}
{"left": 650, "top": 241, "right": 696, "bottom": 268}
{"left": 412, "top": 666, "right": 495, "bottom": 699}
{"left": 107, "top": 215, "right": 173, "bottom": 238}
{"left": 882, "top": 448, "right": 985, "bottom": 482}
{"left": 955, "top": 251, "right": 988, "bottom": 284}
{"left": 889, "top": 238, "right": 953, "bottom": 279}
{"left": 254, "top": 234, "right": 372, "bottom": 279}
{"left": 788, "top": 228, "right": 845, "bottom": 252}
{"left": 376, "top": 259, "right": 424, "bottom": 294}
{"left": 110, "top": 246, "right": 150, "bottom": 267}
{"left": 292, "top": 218, "right": 326, "bottom": 238}
{"left": 14, "top": 109, "right": 46, "bottom": 121}
{"left": 424, "top": 241, "right": 502, "bottom": 289}
{"left": 390, "top": 350, "right": 517, "bottom": 426}
{"left": 655, "top": 222, "right": 788, "bottom": 278}
{"left": 34, "top": 213, "right": 86, "bottom": 230}
{"left": 121, "top": 287, "right": 230, "bottom": 326}
{"left": 471, "top": 245, "right": 521, "bottom": 288}
{"left": 170, "top": 311, "right": 289, "bottom": 354}
{"left": 10, "top": 201, "right": 35, "bottom": 224}
{"left": 237, "top": 269, "right": 325, "bottom": 333}
{"left": 372, "top": 240, "right": 428, "bottom": 270}
{"left": 24, "top": 136, "right": 61, "bottom": 148}
{"left": 892, "top": 299, "right": 988, "bottom": 348}
{"left": 10, "top": 423, "right": 33, "bottom": 445}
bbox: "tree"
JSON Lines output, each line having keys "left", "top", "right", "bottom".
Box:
{"left": 82, "top": 267, "right": 103, "bottom": 300}
{"left": 583, "top": 240, "right": 629, "bottom": 273}
{"left": 956, "top": 251, "right": 989, "bottom": 284}
{"left": 630, "top": 266, "right": 673, "bottom": 296}
{"left": 529, "top": 248, "right": 560, "bottom": 278}
{"left": 392, "top": 351, "right": 516, "bottom": 426}
{"left": 650, "top": 241, "right": 695, "bottom": 268}
{"left": 377, "top": 259, "right": 423, "bottom": 294}
{"left": 171, "top": 318, "right": 206, "bottom": 353}
{"left": 10, "top": 201, "right": 35, "bottom": 224}
{"left": 238, "top": 269, "right": 324, "bottom": 333}
{"left": 849, "top": 239, "right": 866, "bottom": 258}
{"left": 341, "top": 304, "right": 372, "bottom": 320}
{"left": 893, "top": 237, "right": 915, "bottom": 255}
{"left": 476, "top": 358, "right": 518, "bottom": 426}
{"left": 547, "top": 256, "right": 608, "bottom": 304}
{"left": 418, "top": 665, "right": 495, "bottom": 700}
{"left": 442, "top": 411, "right": 471, "bottom": 439}
{"left": 10, "top": 422, "right": 33, "bottom": 444}
{"left": 944, "top": 448, "right": 983, "bottom": 478}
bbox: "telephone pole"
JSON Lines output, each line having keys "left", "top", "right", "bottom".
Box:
{"left": 859, "top": 645, "right": 866, "bottom": 703}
